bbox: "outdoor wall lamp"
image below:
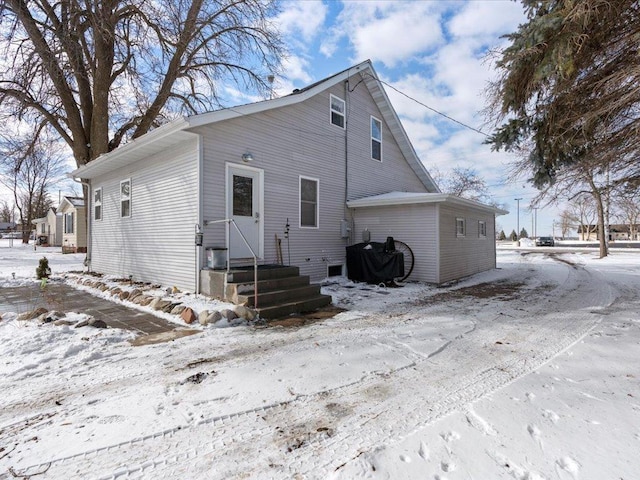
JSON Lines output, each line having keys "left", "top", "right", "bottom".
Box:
{"left": 241, "top": 152, "right": 254, "bottom": 162}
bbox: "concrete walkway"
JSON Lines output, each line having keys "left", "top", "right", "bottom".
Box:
{"left": 0, "top": 280, "right": 183, "bottom": 337}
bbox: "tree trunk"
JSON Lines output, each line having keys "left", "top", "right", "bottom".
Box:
{"left": 587, "top": 176, "right": 608, "bottom": 258}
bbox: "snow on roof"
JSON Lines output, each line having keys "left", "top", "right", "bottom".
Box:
{"left": 60, "top": 196, "right": 85, "bottom": 208}
{"left": 346, "top": 191, "right": 509, "bottom": 215}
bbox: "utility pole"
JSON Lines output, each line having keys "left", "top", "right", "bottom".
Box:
{"left": 533, "top": 207, "right": 538, "bottom": 239}
{"left": 515, "top": 198, "right": 523, "bottom": 246}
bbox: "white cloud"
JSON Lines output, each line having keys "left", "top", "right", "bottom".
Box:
{"left": 448, "top": 1, "right": 526, "bottom": 40}
{"left": 270, "top": 55, "right": 313, "bottom": 98}
{"left": 321, "top": 1, "right": 446, "bottom": 67}
{"left": 275, "top": 1, "right": 327, "bottom": 44}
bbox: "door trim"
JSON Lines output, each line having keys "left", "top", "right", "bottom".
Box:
{"left": 225, "top": 162, "right": 264, "bottom": 259}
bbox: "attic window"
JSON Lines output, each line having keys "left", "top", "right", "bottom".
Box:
{"left": 371, "top": 116, "right": 382, "bottom": 161}
{"left": 94, "top": 187, "right": 102, "bottom": 221}
{"left": 120, "top": 179, "right": 131, "bottom": 218}
{"left": 330, "top": 94, "right": 345, "bottom": 128}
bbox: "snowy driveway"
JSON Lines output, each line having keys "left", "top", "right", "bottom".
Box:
{"left": 1, "top": 249, "right": 639, "bottom": 479}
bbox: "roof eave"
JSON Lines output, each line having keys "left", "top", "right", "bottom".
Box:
{"left": 71, "top": 117, "right": 193, "bottom": 179}
{"left": 347, "top": 192, "right": 508, "bottom": 215}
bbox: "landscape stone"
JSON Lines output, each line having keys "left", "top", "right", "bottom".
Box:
{"left": 119, "top": 291, "right": 130, "bottom": 300}
{"left": 88, "top": 318, "right": 108, "bottom": 329}
{"left": 201, "top": 310, "right": 222, "bottom": 326}
{"left": 150, "top": 298, "right": 172, "bottom": 311}
{"left": 221, "top": 309, "right": 238, "bottom": 321}
{"left": 137, "top": 296, "right": 153, "bottom": 307}
{"left": 38, "top": 311, "right": 64, "bottom": 324}
{"left": 53, "top": 319, "right": 74, "bottom": 326}
{"left": 128, "top": 289, "right": 142, "bottom": 301}
{"left": 17, "top": 307, "right": 48, "bottom": 321}
{"left": 162, "top": 303, "right": 180, "bottom": 313}
{"left": 171, "top": 305, "right": 186, "bottom": 315}
{"left": 181, "top": 307, "right": 197, "bottom": 324}
{"left": 198, "top": 310, "right": 210, "bottom": 324}
{"left": 234, "top": 305, "right": 257, "bottom": 321}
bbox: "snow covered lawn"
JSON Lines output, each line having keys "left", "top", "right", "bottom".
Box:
{"left": 0, "top": 240, "right": 638, "bottom": 479}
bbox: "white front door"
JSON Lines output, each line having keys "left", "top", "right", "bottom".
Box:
{"left": 226, "top": 164, "right": 263, "bottom": 260}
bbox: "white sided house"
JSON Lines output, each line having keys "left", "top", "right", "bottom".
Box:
{"left": 71, "top": 61, "right": 506, "bottom": 317}
{"left": 59, "top": 196, "right": 87, "bottom": 253}
{"left": 32, "top": 207, "right": 62, "bottom": 246}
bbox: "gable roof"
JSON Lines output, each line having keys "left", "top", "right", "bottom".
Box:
{"left": 70, "top": 60, "right": 439, "bottom": 192}
{"left": 60, "top": 196, "right": 85, "bottom": 210}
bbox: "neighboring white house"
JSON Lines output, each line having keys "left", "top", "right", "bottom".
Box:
{"left": 32, "top": 207, "right": 62, "bottom": 246}
{"left": 59, "top": 196, "right": 87, "bottom": 253}
{"left": 70, "top": 60, "right": 506, "bottom": 293}
{"left": 577, "top": 224, "right": 640, "bottom": 241}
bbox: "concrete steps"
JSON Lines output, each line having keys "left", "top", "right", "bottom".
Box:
{"left": 201, "top": 265, "right": 332, "bottom": 320}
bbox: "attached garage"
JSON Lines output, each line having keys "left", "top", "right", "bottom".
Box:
{"left": 347, "top": 192, "right": 508, "bottom": 284}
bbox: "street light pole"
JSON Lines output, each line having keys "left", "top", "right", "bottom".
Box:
{"left": 515, "top": 198, "right": 523, "bottom": 245}
{"left": 533, "top": 207, "right": 538, "bottom": 239}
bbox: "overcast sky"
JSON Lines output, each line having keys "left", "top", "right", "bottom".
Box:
{"left": 3, "top": 0, "right": 560, "bottom": 237}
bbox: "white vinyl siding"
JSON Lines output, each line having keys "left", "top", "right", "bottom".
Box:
{"left": 351, "top": 203, "right": 439, "bottom": 283}
{"left": 440, "top": 205, "right": 496, "bottom": 283}
{"left": 90, "top": 140, "right": 199, "bottom": 291}
{"left": 299, "top": 176, "right": 319, "bottom": 228}
{"left": 344, "top": 83, "right": 427, "bottom": 200}
{"left": 197, "top": 80, "right": 432, "bottom": 281}
{"left": 330, "top": 94, "right": 345, "bottom": 128}
{"left": 371, "top": 116, "right": 382, "bottom": 161}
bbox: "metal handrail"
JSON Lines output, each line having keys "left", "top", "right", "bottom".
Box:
{"left": 204, "top": 218, "right": 258, "bottom": 308}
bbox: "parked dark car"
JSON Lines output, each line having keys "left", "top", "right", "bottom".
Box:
{"left": 536, "top": 236, "right": 555, "bottom": 247}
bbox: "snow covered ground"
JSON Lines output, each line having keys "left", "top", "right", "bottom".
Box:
{"left": 0, "top": 240, "right": 639, "bottom": 479}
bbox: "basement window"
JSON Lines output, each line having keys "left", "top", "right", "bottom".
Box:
{"left": 327, "top": 265, "right": 343, "bottom": 277}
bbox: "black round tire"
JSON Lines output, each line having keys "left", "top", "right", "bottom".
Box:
{"left": 393, "top": 240, "right": 414, "bottom": 282}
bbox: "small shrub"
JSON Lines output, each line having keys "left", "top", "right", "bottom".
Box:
{"left": 36, "top": 257, "right": 52, "bottom": 279}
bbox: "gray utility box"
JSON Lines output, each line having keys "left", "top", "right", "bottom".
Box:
{"left": 206, "top": 247, "right": 227, "bottom": 269}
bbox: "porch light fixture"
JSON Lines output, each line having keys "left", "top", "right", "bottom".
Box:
{"left": 241, "top": 153, "right": 254, "bottom": 163}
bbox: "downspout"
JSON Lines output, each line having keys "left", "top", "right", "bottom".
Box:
{"left": 70, "top": 176, "right": 91, "bottom": 271}
{"left": 344, "top": 76, "right": 352, "bottom": 244}
{"left": 196, "top": 134, "right": 204, "bottom": 295}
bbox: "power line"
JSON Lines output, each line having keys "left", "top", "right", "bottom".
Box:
{"left": 369, "top": 74, "right": 489, "bottom": 137}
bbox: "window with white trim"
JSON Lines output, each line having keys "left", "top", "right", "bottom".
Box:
{"left": 299, "top": 176, "right": 319, "bottom": 228}
{"left": 456, "top": 217, "right": 466, "bottom": 237}
{"left": 371, "top": 116, "right": 382, "bottom": 161}
{"left": 120, "top": 179, "right": 131, "bottom": 218}
{"left": 94, "top": 187, "right": 102, "bottom": 220}
{"left": 64, "top": 212, "right": 74, "bottom": 234}
{"left": 478, "top": 220, "right": 487, "bottom": 238}
{"left": 330, "top": 94, "right": 345, "bottom": 128}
